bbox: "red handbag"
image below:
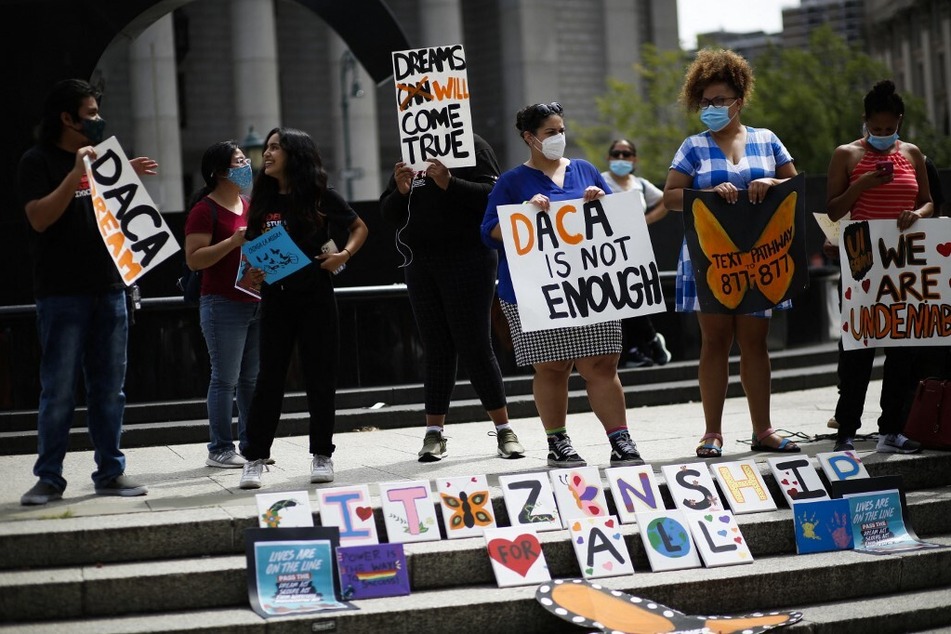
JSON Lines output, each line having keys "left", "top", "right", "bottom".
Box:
{"left": 904, "top": 378, "right": 951, "bottom": 450}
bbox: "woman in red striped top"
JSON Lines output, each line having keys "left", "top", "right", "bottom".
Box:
{"left": 825, "top": 79, "right": 934, "bottom": 454}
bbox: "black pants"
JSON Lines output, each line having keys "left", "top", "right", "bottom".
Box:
{"left": 834, "top": 341, "right": 918, "bottom": 440}
{"left": 623, "top": 316, "right": 657, "bottom": 351}
{"left": 404, "top": 248, "right": 507, "bottom": 416}
{"left": 244, "top": 279, "right": 338, "bottom": 459}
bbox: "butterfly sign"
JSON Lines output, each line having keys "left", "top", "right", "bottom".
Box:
{"left": 436, "top": 475, "right": 496, "bottom": 539}
{"left": 484, "top": 526, "right": 551, "bottom": 588}
{"left": 498, "top": 472, "right": 563, "bottom": 532}
{"left": 683, "top": 172, "right": 808, "bottom": 314}
{"left": 536, "top": 579, "right": 803, "bottom": 634}
{"left": 316, "top": 485, "right": 379, "bottom": 547}
{"left": 604, "top": 465, "right": 665, "bottom": 524}
{"left": 709, "top": 459, "right": 777, "bottom": 514}
{"left": 255, "top": 491, "right": 314, "bottom": 528}
{"left": 685, "top": 510, "right": 754, "bottom": 567}
{"left": 635, "top": 510, "right": 702, "bottom": 572}
{"left": 767, "top": 456, "right": 829, "bottom": 508}
{"left": 661, "top": 462, "right": 725, "bottom": 512}
{"left": 568, "top": 516, "right": 634, "bottom": 579}
{"left": 549, "top": 467, "right": 610, "bottom": 528}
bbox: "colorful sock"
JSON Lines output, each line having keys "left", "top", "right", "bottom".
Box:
{"left": 494, "top": 423, "right": 512, "bottom": 432}
{"left": 606, "top": 426, "right": 629, "bottom": 439}
{"left": 426, "top": 425, "right": 444, "bottom": 434}
{"left": 546, "top": 427, "right": 567, "bottom": 437}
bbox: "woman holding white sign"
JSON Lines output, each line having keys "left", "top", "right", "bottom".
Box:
{"left": 481, "top": 102, "right": 645, "bottom": 468}
{"left": 663, "top": 49, "right": 799, "bottom": 458}
{"left": 238, "top": 128, "right": 368, "bottom": 489}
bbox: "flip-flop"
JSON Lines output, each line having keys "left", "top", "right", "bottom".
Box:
{"left": 751, "top": 427, "right": 801, "bottom": 453}
{"left": 696, "top": 432, "right": 723, "bottom": 458}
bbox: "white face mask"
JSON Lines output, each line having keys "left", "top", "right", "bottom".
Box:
{"left": 535, "top": 133, "right": 566, "bottom": 160}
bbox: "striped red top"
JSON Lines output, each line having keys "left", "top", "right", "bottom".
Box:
{"left": 849, "top": 141, "right": 918, "bottom": 220}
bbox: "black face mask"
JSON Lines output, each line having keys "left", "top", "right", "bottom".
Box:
{"left": 79, "top": 117, "right": 106, "bottom": 144}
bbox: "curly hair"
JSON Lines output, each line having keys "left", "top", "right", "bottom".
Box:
{"left": 515, "top": 102, "right": 564, "bottom": 137}
{"left": 863, "top": 79, "right": 904, "bottom": 119}
{"left": 679, "top": 49, "right": 755, "bottom": 112}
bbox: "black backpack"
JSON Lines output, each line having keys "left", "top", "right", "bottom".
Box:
{"left": 176, "top": 201, "right": 218, "bottom": 305}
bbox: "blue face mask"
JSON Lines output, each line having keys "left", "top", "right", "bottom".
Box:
{"left": 700, "top": 105, "right": 734, "bottom": 132}
{"left": 81, "top": 117, "right": 106, "bottom": 144}
{"left": 867, "top": 131, "right": 899, "bottom": 151}
{"left": 226, "top": 163, "right": 253, "bottom": 189}
{"left": 609, "top": 160, "right": 634, "bottom": 177}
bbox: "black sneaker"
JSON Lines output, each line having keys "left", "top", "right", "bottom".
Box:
{"left": 646, "top": 333, "right": 672, "bottom": 366}
{"left": 21, "top": 481, "right": 64, "bottom": 506}
{"left": 94, "top": 475, "right": 148, "bottom": 497}
{"left": 547, "top": 432, "right": 586, "bottom": 467}
{"left": 834, "top": 437, "right": 855, "bottom": 452}
{"left": 609, "top": 430, "right": 645, "bottom": 466}
{"left": 624, "top": 347, "right": 653, "bottom": 368}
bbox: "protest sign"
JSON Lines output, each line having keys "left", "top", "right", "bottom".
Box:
{"left": 683, "top": 173, "right": 808, "bottom": 313}
{"left": 241, "top": 225, "right": 309, "bottom": 284}
{"left": 498, "top": 190, "right": 665, "bottom": 332}
{"left": 83, "top": 136, "right": 179, "bottom": 284}
{"left": 839, "top": 218, "right": 951, "bottom": 350}
{"left": 391, "top": 43, "right": 474, "bottom": 170}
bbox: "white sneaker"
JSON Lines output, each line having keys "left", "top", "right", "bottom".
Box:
{"left": 310, "top": 455, "right": 334, "bottom": 483}
{"left": 206, "top": 450, "right": 246, "bottom": 469}
{"left": 876, "top": 433, "right": 922, "bottom": 454}
{"left": 239, "top": 459, "right": 268, "bottom": 489}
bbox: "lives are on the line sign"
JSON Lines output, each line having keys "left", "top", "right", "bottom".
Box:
{"left": 84, "top": 136, "right": 179, "bottom": 285}
{"left": 498, "top": 190, "right": 666, "bottom": 332}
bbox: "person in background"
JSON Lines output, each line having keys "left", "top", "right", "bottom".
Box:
{"left": 380, "top": 135, "right": 524, "bottom": 462}
{"left": 482, "top": 101, "right": 646, "bottom": 468}
{"left": 184, "top": 141, "right": 264, "bottom": 469}
{"left": 663, "top": 49, "right": 800, "bottom": 458}
{"left": 826, "top": 79, "right": 933, "bottom": 453}
{"left": 238, "top": 128, "right": 368, "bottom": 489}
{"left": 17, "top": 79, "right": 156, "bottom": 505}
{"left": 600, "top": 138, "right": 672, "bottom": 368}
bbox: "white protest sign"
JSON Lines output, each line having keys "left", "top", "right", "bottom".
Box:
{"left": 838, "top": 218, "right": 951, "bottom": 350}
{"left": 391, "top": 43, "right": 475, "bottom": 170}
{"left": 83, "top": 136, "right": 179, "bottom": 285}
{"left": 498, "top": 190, "right": 665, "bottom": 332}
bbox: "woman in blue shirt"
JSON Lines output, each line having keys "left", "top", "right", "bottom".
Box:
{"left": 482, "top": 102, "right": 645, "bottom": 469}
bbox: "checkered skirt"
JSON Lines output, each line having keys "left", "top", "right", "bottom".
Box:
{"left": 500, "top": 300, "right": 622, "bottom": 367}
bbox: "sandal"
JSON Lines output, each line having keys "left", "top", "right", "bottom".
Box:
{"left": 751, "top": 427, "right": 801, "bottom": 453}
{"left": 696, "top": 432, "right": 723, "bottom": 458}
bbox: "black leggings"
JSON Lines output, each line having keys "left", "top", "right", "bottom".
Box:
{"left": 404, "top": 248, "right": 507, "bottom": 416}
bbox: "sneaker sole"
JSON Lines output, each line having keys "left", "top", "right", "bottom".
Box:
{"left": 21, "top": 493, "right": 63, "bottom": 506}
{"left": 498, "top": 447, "right": 526, "bottom": 459}
{"left": 418, "top": 452, "right": 447, "bottom": 463}
{"left": 239, "top": 481, "right": 262, "bottom": 490}
{"left": 610, "top": 457, "right": 645, "bottom": 467}
{"left": 547, "top": 458, "right": 587, "bottom": 467}
{"left": 95, "top": 487, "right": 148, "bottom": 497}
{"left": 310, "top": 474, "right": 334, "bottom": 483}
{"left": 205, "top": 460, "right": 245, "bottom": 468}
{"left": 876, "top": 445, "right": 922, "bottom": 454}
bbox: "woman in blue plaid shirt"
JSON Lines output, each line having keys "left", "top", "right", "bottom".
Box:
{"left": 663, "top": 49, "right": 800, "bottom": 458}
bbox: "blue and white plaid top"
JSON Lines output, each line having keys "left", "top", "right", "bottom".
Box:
{"left": 670, "top": 126, "right": 794, "bottom": 315}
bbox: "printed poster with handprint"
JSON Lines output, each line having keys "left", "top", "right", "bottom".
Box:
{"left": 683, "top": 173, "right": 808, "bottom": 314}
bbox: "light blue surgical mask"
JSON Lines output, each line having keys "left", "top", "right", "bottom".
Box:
{"left": 609, "top": 160, "right": 634, "bottom": 177}
{"left": 226, "top": 163, "right": 253, "bottom": 189}
{"left": 700, "top": 105, "right": 735, "bottom": 132}
{"left": 865, "top": 127, "right": 900, "bottom": 152}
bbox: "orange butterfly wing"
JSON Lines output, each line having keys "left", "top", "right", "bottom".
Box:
{"left": 750, "top": 190, "right": 796, "bottom": 305}
{"left": 693, "top": 198, "right": 749, "bottom": 310}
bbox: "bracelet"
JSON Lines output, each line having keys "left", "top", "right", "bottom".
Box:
{"left": 342, "top": 247, "right": 352, "bottom": 260}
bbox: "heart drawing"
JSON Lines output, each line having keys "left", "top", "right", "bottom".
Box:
{"left": 937, "top": 242, "right": 951, "bottom": 257}
{"left": 862, "top": 279, "right": 871, "bottom": 293}
{"left": 355, "top": 506, "right": 373, "bottom": 521}
{"left": 488, "top": 535, "right": 542, "bottom": 577}
{"left": 844, "top": 287, "right": 852, "bottom": 300}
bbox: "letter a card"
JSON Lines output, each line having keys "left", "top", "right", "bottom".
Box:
{"left": 661, "top": 462, "right": 725, "bottom": 512}
{"left": 549, "top": 467, "right": 610, "bottom": 528}
{"left": 483, "top": 526, "right": 550, "bottom": 588}
{"left": 255, "top": 491, "right": 314, "bottom": 528}
{"left": 604, "top": 465, "right": 665, "bottom": 524}
{"left": 498, "top": 472, "right": 562, "bottom": 532}
{"left": 635, "top": 510, "right": 702, "bottom": 572}
{"left": 316, "top": 484, "right": 379, "bottom": 547}
{"left": 568, "top": 516, "right": 634, "bottom": 579}
{"left": 685, "top": 510, "right": 753, "bottom": 567}
{"left": 767, "top": 456, "right": 829, "bottom": 507}
{"left": 378, "top": 480, "right": 440, "bottom": 544}
{"left": 816, "top": 450, "right": 869, "bottom": 483}
{"left": 709, "top": 459, "right": 777, "bottom": 514}
{"left": 436, "top": 475, "right": 496, "bottom": 539}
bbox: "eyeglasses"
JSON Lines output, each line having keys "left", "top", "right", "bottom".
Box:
{"left": 609, "top": 150, "right": 635, "bottom": 159}
{"left": 699, "top": 96, "right": 738, "bottom": 109}
{"left": 232, "top": 157, "right": 251, "bottom": 167}
{"left": 532, "top": 102, "right": 563, "bottom": 116}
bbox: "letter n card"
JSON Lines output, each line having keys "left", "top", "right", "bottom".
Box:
{"left": 378, "top": 481, "right": 440, "bottom": 544}
{"left": 316, "top": 485, "right": 379, "bottom": 547}
{"left": 635, "top": 510, "right": 702, "bottom": 572}
{"left": 498, "top": 472, "right": 562, "bottom": 532}
{"left": 604, "top": 465, "right": 665, "bottom": 524}
{"left": 662, "top": 462, "right": 725, "bottom": 512}
{"left": 483, "top": 526, "right": 550, "bottom": 587}
{"left": 791, "top": 498, "right": 853, "bottom": 554}
{"left": 568, "top": 516, "right": 634, "bottom": 579}
{"left": 336, "top": 544, "right": 410, "bottom": 600}
{"left": 767, "top": 456, "right": 829, "bottom": 507}
{"left": 436, "top": 475, "right": 496, "bottom": 539}
{"left": 817, "top": 450, "right": 869, "bottom": 483}
{"left": 549, "top": 467, "right": 610, "bottom": 528}
{"left": 709, "top": 460, "right": 777, "bottom": 514}
{"left": 685, "top": 510, "right": 754, "bottom": 567}
{"left": 255, "top": 491, "right": 314, "bottom": 528}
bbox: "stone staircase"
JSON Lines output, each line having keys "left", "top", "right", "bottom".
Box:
{"left": 1, "top": 452, "right": 949, "bottom": 633}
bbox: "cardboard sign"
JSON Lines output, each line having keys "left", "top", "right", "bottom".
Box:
{"left": 241, "top": 225, "right": 309, "bottom": 284}
{"left": 662, "top": 462, "right": 726, "bottom": 512}
{"left": 83, "top": 136, "right": 180, "bottom": 284}
{"left": 816, "top": 450, "right": 869, "bottom": 483}
{"left": 498, "top": 191, "right": 665, "bottom": 331}
{"left": 483, "top": 526, "right": 551, "bottom": 587}
{"left": 767, "top": 456, "right": 829, "bottom": 507}
{"left": 683, "top": 173, "right": 808, "bottom": 313}
{"left": 635, "top": 510, "right": 703, "bottom": 572}
{"left": 844, "top": 489, "right": 940, "bottom": 553}
{"left": 436, "top": 475, "right": 496, "bottom": 539}
{"left": 498, "top": 472, "right": 562, "bottom": 532}
{"left": 255, "top": 491, "right": 314, "bottom": 528}
{"left": 685, "top": 510, "right": 754, "bottom": 567}
{"left": 549, "top": 467, "right": 611, "bottom": 527}
{"left": 839, "top": 219, "right": 951, "bottom": 350}
{"left": 604, "top": 465, "right": 666, "bottom": 523}
{"left": 791, "top": 498, "right": 853, "bottom": 554}
{"left": 391, "top": 43, "right": 475, "bottom": 170}
{"left": 709, "top": 460, "right": 777, "bottom": 514}
{"left": 336, "top": 544, "right": 410, "bottom": 600}
{"left": 316, "top": 485, "right": 379, "bottom": 547}
{"left": 568, "top": 516, "right": 634, "bottom": 579}
{"left": 378, "top": 480, "right": 440, "bottom": 544}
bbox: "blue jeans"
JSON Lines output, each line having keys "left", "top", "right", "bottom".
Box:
{"left": 34, "top": 291, "right": 128, "bottom": 491}
{"left": 199, "top": 295, "right": 261, "bottom": 454}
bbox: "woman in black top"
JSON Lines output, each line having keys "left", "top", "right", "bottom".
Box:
{"left": 380, "top": 134, "right": 523, "bottom": 462}
{"left": 239, "top": 128, "right": 368, "bottom": 489}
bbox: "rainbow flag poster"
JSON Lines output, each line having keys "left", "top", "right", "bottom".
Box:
{"left": 336, "top": 543, "right": 410, "bottom": 600}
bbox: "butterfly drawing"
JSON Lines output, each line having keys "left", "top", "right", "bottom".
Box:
{"left": 260, "top": 499, "right": 298, "bottom": 528}
{"left": 536, "top": 579, "right": 803, "bottom": 633}
{"left": 692, "top": 189, "right": 797, "bottom": 309}
{"left": 563, "top": 472, "right": 604, "bottom": 517}
{"left": 440, "top": 490, "right": 493, "bottom": 530}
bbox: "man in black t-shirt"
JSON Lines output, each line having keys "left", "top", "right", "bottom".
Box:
{"left": 17, "top": 79, "right": 157, "bottom": 505}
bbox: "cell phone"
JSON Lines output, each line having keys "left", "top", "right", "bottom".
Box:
{"left": 320, "top": 239, "right": 346, "bottom": 275}
{"left": 876, "top": 160, "right": 893, "bottom": 175}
